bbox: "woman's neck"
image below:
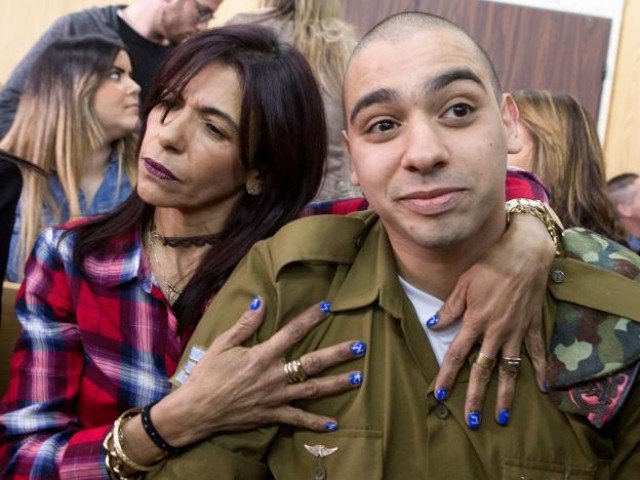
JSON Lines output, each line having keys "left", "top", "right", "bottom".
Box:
{"left": 146, "top": 208, "right": 225, "bottom": 304}
{"left": 152, "top": 206, "right": 229, "bottom": 238}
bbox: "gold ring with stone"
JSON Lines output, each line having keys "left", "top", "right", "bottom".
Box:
{"left": 475, "top": 352, "right": 497, "bottom": 370}
{"left": 284, "top": 359, "right": 308, "bottom": 384}
{"left": 500, "top": 356, "right": 522, "bottom": 374}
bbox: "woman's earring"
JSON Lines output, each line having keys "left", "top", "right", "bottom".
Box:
{"left": 246, "top": 172, "right": 262, "bottom": 196}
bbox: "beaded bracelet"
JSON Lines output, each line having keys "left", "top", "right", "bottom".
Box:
{"left": 141, "top": 402, "right": 186, "bottom": 456}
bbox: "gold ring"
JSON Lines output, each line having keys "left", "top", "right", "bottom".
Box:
{"left": 500, "top": 356, "right": 522, "bottom": 374}
{"left": 284, "top": 359, "right": 308, "bottom": 384}
{"left": 475, "top": 352, "right": 496, "bottom": 370}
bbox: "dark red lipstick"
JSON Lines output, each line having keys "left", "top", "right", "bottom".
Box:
{"left": 143, "top": 157, "right": 178, "bottom": 181}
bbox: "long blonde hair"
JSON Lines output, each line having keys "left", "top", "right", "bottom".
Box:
{"left": 514, "top": 90, "right": 624, "bottom": 241}
{"left": 0, "top": 36, "right": 137, "bottom": 270}
{"left": 261, "top": 0, "right": 355, "bottom": 98}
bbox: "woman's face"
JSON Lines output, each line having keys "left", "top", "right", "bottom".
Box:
{"left": 507, "top": 119, "right": 535, "bottom": 171}
{"left": 93, "top": 50, "right": 140, "bottom": 142}
{"left": 137, "top": 62, "right": 248, "bottom": 222}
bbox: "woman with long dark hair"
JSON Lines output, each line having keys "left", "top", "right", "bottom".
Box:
{"left": 0, "top": 25, "right": 365, "bottom": 479}
{"left": 0, "top": 25, "right": 554, "bottom": 478}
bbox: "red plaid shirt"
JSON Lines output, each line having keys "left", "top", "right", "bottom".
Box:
{"left": 0, "top": 168, "right": 546, "bottom": 479}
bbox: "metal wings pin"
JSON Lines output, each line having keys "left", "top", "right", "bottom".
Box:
{"left": 304, "top": 444, "right": 339, "bottom": 458}
{"left": 304, "top": 444, "right": 339, "bottom": 480}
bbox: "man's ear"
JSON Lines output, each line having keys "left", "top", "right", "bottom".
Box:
{"left": 342, "top": 130, "right": 360, "bottom": 186}
{"left": 617, "top": 202, "right": 632, "bottom": 218}
{"left": 501, "top": 94, "right": 522, "bottom": 155}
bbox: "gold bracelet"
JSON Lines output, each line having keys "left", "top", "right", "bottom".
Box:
{"left": 505, "top": 199, "right": 564, "bottom": 256}
{"left": 104, "top": 430, "right": 137, "bottom": 480}
{"left": 103, "top": 408, "right": 159, "bottom": 480}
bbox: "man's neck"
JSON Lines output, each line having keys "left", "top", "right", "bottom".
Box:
{"left": 119, "top": 1, "right": 167, "bottom": 45}
{"left": 388, "top": 210, "right": 506, "bottom": 301}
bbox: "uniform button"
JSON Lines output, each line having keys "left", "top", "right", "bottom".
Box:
{"left": 434, "top": 404, "right": 450, "bottom": 419}
{"left": 354, "top": 236, "right": 364, "bottom": 249}
{"left": 551, "top": 269, "right": 565, "bottom": 283}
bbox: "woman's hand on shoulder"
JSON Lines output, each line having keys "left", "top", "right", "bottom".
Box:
{"left": 430, "top": 213, "right": 554, "bottom": 428}
{"left": 154, "top": 299, "right": 365, "bottom": 447}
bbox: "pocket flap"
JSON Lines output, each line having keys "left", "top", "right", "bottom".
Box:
{"left": 502, "top": 458, "right": 596, "bottom": 480}
{"left": 269, "top": 429, "right": 383, "bottom": 480}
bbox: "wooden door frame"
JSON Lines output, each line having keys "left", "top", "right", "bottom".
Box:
{"left": 484, "top": 0, "right": 625, "bottom": 139}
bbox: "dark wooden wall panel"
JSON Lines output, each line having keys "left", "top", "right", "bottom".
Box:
{"left": 341, "top": 0, "right": 610, "bottom": 119}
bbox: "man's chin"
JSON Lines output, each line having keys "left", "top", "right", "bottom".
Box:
{"left": 414, "top": 230, "right": 471, "bottom": 250}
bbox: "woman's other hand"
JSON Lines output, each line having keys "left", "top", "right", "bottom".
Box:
{"left": 431, "top": 213, "right": 555, "bottom": 428}
{"left": 122, "top": 299, "right": 364, "bottom": 465}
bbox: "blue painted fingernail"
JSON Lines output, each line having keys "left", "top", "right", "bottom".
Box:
{"left": 426, "top": 313, "right": 439, "bottom": 329}
{"left": 250, "top": 297, "right": 261, "bottom": 310}
{"left": 320, "top": 301, "right": 332, "bottom": 313}
{"left": 542, "top": 380, "right": 548, "bottom": 393}
{"left": 350, "top": 341, "right": 366, "bottom": 356}
{"left": 325, "top": 421, "right": 338, "bottom": 432}
{"left": 467, "top": 411, "right": 482, "bottom": 430}
{"left": 497, "top": 409, "right": 510, "bottom": 426}
{"left": 349, "top": 371, "right": 363, "bottom": 385}
{"left": 435, "top": 387, "right": 448, "bottom": 402}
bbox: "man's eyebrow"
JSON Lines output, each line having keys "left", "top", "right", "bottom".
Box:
{"left": 349, "top": 88, "right": 399, "bottom": 125}
{"left": 427, "top": 68, "right": 485, "bottom": 92}
{"left": 198, "top": 106, "right": 239, "bottom": 132}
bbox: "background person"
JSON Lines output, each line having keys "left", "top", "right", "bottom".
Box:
{"left": 608, "top": 172, "right": 640, "bottom": 252}
{"left": 1, "top": 35, "right": 140, "bottom": 282}
{"left": 1, "top": 24, "right": 556, "bottom": 479}
{"left": 0, "top": 151, "right": 46, "bottom": 310}
{"left": 0, "top": 155, "right": 21, "bottom": 290}
{"left": 227, "top": 0, "right": 359, "bottom": 200}
{"left": 508, "top": 90, "right": 625, "bottom": 241}
{"left": 0, "top": 0, "right": 223, "bottom": 137}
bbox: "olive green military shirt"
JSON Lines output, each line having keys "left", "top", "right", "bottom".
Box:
{"left": 150, "top": 212, "right": 640, "bottom": 480}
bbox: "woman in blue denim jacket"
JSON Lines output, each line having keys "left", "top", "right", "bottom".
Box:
{"left": 2, "top": 35, "right": 140, "bottom": 282}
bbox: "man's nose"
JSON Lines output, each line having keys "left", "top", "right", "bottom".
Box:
{"left": 400, "top": 116, "right": 450, "bottom": 173}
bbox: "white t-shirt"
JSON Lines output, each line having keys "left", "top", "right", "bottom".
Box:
{"left": 398, "top": 276, "right": 461, "bottom": 365}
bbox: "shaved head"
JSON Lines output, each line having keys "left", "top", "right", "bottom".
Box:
{"left": 348, "top": 11, "right": 502, "bottom": 99}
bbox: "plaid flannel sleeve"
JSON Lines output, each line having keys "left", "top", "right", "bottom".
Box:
{"left": 504, "top": 166, "right": 549, "bottom": 202}
{"left": 0, "top": 228, "right": 109, "bottom": 480}
{"left": 301, "top": 168, "right": 548, "bottom": 216}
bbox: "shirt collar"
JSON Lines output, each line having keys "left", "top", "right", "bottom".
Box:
{"left": 82, "top": 227, "right": 151, "bottom": 289}
{"left": 331, "top": 215, "right": 407, "bottom": 320}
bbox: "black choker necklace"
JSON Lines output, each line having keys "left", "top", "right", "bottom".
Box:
{"left": 150, "top": 227, "right": 221, "bottom": 248}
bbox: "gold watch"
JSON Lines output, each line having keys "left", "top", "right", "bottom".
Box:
{"left": 505, "top": 199, "right": 564, "bottom": 256}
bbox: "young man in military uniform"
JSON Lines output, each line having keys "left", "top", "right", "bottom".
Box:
{"left": 151, "top": 12, "right": 640, "bottom": 479}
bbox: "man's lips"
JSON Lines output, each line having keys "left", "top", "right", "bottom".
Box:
{"left": 398, "top": 188, "right": 466, "bottom": 215}
{"left": 143, "top": 157, "right": 178, "bottom": 181}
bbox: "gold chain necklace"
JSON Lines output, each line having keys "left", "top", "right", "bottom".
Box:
{"left": 146, "top": 226, "right": 184, "bottom": 304}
